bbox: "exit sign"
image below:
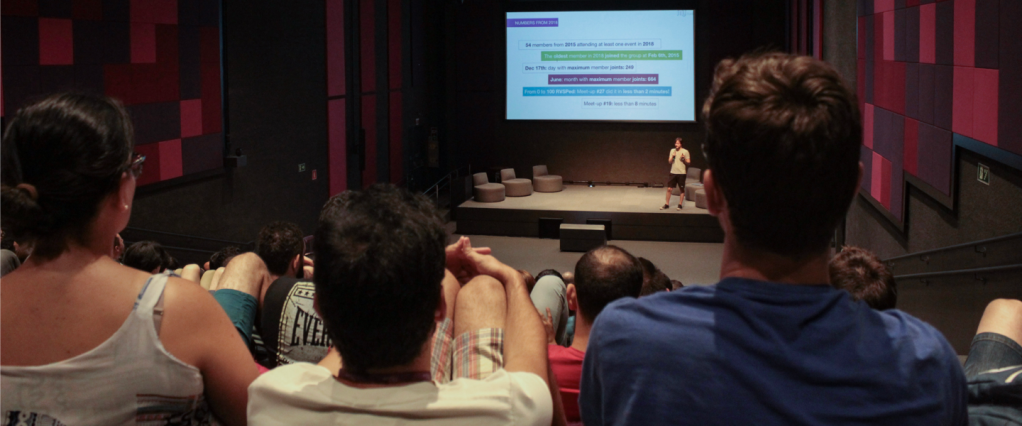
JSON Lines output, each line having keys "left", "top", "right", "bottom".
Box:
{"left": 977, "top": 163, "right": 990, "bottom": 185}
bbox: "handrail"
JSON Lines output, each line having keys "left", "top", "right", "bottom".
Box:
{"left": 884, "top": 231, "right": 1022, "bottom": 263}
{"left": 422, "top": 165, "right": 471, "bottom": 208}
{"left": 122, "top": 227, "right": 249, "bottom": 247}
{"left": 894, "top": 264, "right": 1022, "bottom": 281}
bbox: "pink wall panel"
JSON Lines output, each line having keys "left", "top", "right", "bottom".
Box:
{"left": 875, "top": 0, "right": 895, "bottom": 13}
{"left": 952, "top": 66, "right": 975, "bottom": 138}
{"left": 871, "top": 151, "right": 884, "bottom": 202}
{"left": 158, "top": 138, "right": 183, "bottom": 180}
{"left": 328, "top": 99, "right": 347, "bottom": 195}
{"left": 919, "top": 4, "right": 935, "bottom": 64}
{"left": 180, "top": 99, "right": 202, "bottom": 138}
{"left": 327, "top": 0, "right": 346, "bottom": 97}
{"left": 39, "top": 18, "right": 73, "bottom": 65}
{"left": 953, "top": 0, "right": 975, "bottom": 67}
{"left": 131, "top": 23, "right": 157, "bottom": 63}
{"left": 883, "top": 11, "right": 895, "bottom": 61}
{"left": 881, "top": 155, "right": 892, "bottom": 210}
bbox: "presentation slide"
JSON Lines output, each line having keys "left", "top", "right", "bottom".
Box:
{"left": 506, "top": 10, "right": 696, "bottom": 122}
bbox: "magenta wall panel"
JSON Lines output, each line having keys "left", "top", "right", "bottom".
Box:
{"left": 2, "top": 0, "right": 224, "bottom": 186}
{"left": 326, "top": 0, "right": 345, "bottom": 97}
{"left": 39, "top": 18, "right": 73, "bottom": 65}
{"left": 857, "top": 0, "right": 1021, "bottom": 226}
{"left": 328, "top": 99, "right": 347, "bottom": 195}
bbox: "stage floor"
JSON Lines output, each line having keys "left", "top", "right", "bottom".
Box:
{"left": 456, "top": 185, "right": 723, "bottom": 242}
{"left": 458, "top": 184, "right": 705, "bottom": 213}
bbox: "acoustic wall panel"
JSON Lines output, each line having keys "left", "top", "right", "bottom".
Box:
{"left": 1, "top": 0, "right": 225, "bottom": 186}
{"left": 857, "top": 0, "right": 1022, "bottom": 227}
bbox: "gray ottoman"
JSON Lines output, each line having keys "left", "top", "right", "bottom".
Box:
{"left": 685, "top": 183, "right": 704, "bottom": 201}
{"left": 501, "top": 168, "right": 533, "bottom": 197}
{"left": 472, "top": 172, "right": 505, "bottom": 203}
{"left": 533, "top": 165, "right": 563, "bottom": 193}
{"left": 695, "top": 189, "right": 708, "bottom": 209}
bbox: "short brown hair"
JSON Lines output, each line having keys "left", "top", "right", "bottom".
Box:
{"left": 702, "top": 52, "right": 861, "bottom": 257}
{"left": 829, "top": 246, "right": 897, "bottom": 310}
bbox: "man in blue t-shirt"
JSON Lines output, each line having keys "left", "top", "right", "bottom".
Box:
{"left": 579, "top": 53, "right": 967, "bottom": 425}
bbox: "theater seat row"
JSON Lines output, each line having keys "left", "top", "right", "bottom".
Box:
{"left": 473, "top": 166, "right": 563, "bottom": 203}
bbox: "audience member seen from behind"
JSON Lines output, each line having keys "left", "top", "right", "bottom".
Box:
{"left": 828, "top": 246, "right": 897, "bottom": 310}
{"left": 121, "top": 240, "right": 171, "bottom": 273}
{"left": 552, "top": 245, "right": 643, "bottom": 423}
{"left": 0, "top": 93, "right": 257, "bottom": 425}
{"left": 254, "top": 221, "right": 330, "bottom": 368}
{"left": 248, "top": 184, "right": 554, "bottom": 425}
{"left": 532, "top": 268, "right": 570, "bottom": 346}
{"left": 578, "top": 53, "right": 967, "bottom": 425}
{"left": 637, "top": 257, "right": 671, "bottom": 296}
{"left": 963, "top": 299, "right": 1022, "bottom": 424}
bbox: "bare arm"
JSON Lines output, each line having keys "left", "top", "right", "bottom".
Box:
{"left": 668, "top": 149, "right": 676, "bottom": 165}
{"left": 160, "top": 277, "right": 259, "bottom": 426}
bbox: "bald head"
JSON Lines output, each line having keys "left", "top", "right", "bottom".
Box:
{"left": 574, "top": 245, "right": 643, "bottom": 323}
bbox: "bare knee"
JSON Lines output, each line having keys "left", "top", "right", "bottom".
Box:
{"left": 977, "top": 299, "right": 1022, "bottom": 343}
{"left": 454, "top": 275, "right": 506, "bottom": 335}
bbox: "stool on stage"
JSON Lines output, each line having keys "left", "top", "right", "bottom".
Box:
{"left": 695, "top": 189, "right": 708, "bottom": 209}
{"left": 685, "top": 182, "right": 704, "bottom": 201}
{"left": 533, "top": 165, "right": 563, "bottom": 193}
{"left": 559, "top": 224, "right": 606, "bottom": 252}
{"left": 501, "top": 168, "right": 533, "bottom": 197}
{"left": 472, "top": 172, "right": 505, "bottom": 203}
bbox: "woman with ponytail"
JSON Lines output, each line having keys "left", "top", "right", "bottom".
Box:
{"left": 0, "top": 93, "right": 257, "bottom": 425}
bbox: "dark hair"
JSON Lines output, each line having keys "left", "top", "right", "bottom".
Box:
{"left": 210, "top": 245, "right": 243, "bottom": 270}
{"left": 829, "top": 246, "right": 897, "bottom": 310}
{"left": 574, "top": 245, "right": 643, "bottom": 323}
{"left": 638, "top": 257, "right": 672, "bottom": 296}
{"left": 671, "top": 279, "right": 685, "bottom": 290}
{"left": 535, "top": 269, "right": 563, "bottom": 282}
{"left": 702, "top": 52, "right": 861, "bottom": 257}
{"left": 256, "top": 221, "right": 304, "bottom": 276}
{"left": 313, "top": 184, "right": 447, "bottom": 372}
{"left": 1, "top": 93, "right": 135, "bottom": 260}
{"left": 519, "top": 269, "right": 537, "bottom": 294}
{"left": 122, "top": 240, "right": 170, "bottom": 273}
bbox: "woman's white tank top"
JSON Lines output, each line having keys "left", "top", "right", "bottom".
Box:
{"left": 1, "top": 274, "right": 213, "bottom": 425}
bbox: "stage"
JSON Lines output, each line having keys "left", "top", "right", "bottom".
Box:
{"left": 456, "top": 185, "right": 724, "bottom": 243}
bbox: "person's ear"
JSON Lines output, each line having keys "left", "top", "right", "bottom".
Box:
{"left": 290, "top": 254, "right": 302, "bottom": 276}
{"left": 567, "top": 283, "right": 578, "bottom": 311}
{"left": 703, "top": 169, "right": 727, "bottom": 217}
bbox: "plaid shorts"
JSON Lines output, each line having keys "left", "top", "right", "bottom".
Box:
{"left": 429, "top": 318, "right": 505, "bottom": 384}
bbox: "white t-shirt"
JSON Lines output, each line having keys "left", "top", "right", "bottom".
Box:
{"left": 248, "top": 363, "right": 553, "bottom": 426}
{"left": 670, "top": 148, "right": 690, "bottom": 175}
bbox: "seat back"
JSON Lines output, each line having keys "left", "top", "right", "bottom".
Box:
{"left": 500, "top": 168, "right": 517, "bottom": 181}
{"left": 559, "top": 388, "right": 581, "bottom": 422}
{"left": 687, "top": 167, "right": 702, "bottom": 182}
{"left": 533, "top": 165, "right": 548, "bottom": 177}
{"left": 472, "top": 172, "right": 489, "bottom": 186}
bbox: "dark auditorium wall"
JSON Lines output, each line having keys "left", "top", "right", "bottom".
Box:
{"left": 821, "top": 0, "right": 1022, "bottom": 259}
{"left": 441, "top": 0, "right": 787, "bottom": 184}
{"left": 129, "top": 0, "right": 329, "bottom": 241}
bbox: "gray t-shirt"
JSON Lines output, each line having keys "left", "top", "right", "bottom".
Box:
{"left": 670, "top": 148, "right": 690, "bottom": 175}
{"left": 1, "top": 249, "right": 21, "bottom": 277}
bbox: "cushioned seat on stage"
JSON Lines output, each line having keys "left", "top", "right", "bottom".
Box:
{"left": 532, "top": 165, "right": 563, "bottom": 193}
{"left": 501, "top": 168, "right": 533, "bottom": 197}
{"left": 685, "top": 182, "right": 704, "bottom": 201}
{"left": 695, "top": 189, "right": 708, "bottom": 209}
{"left": 473, "top": 172, "right": 505, "bottom": 203}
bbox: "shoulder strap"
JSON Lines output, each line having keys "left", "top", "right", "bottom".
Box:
{"left": 133, "top": 274, "right": 170, "bottom": 335}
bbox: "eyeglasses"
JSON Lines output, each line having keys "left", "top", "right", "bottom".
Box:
{"left": 128, "top": 152, "right": 146, "bottom": 179}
